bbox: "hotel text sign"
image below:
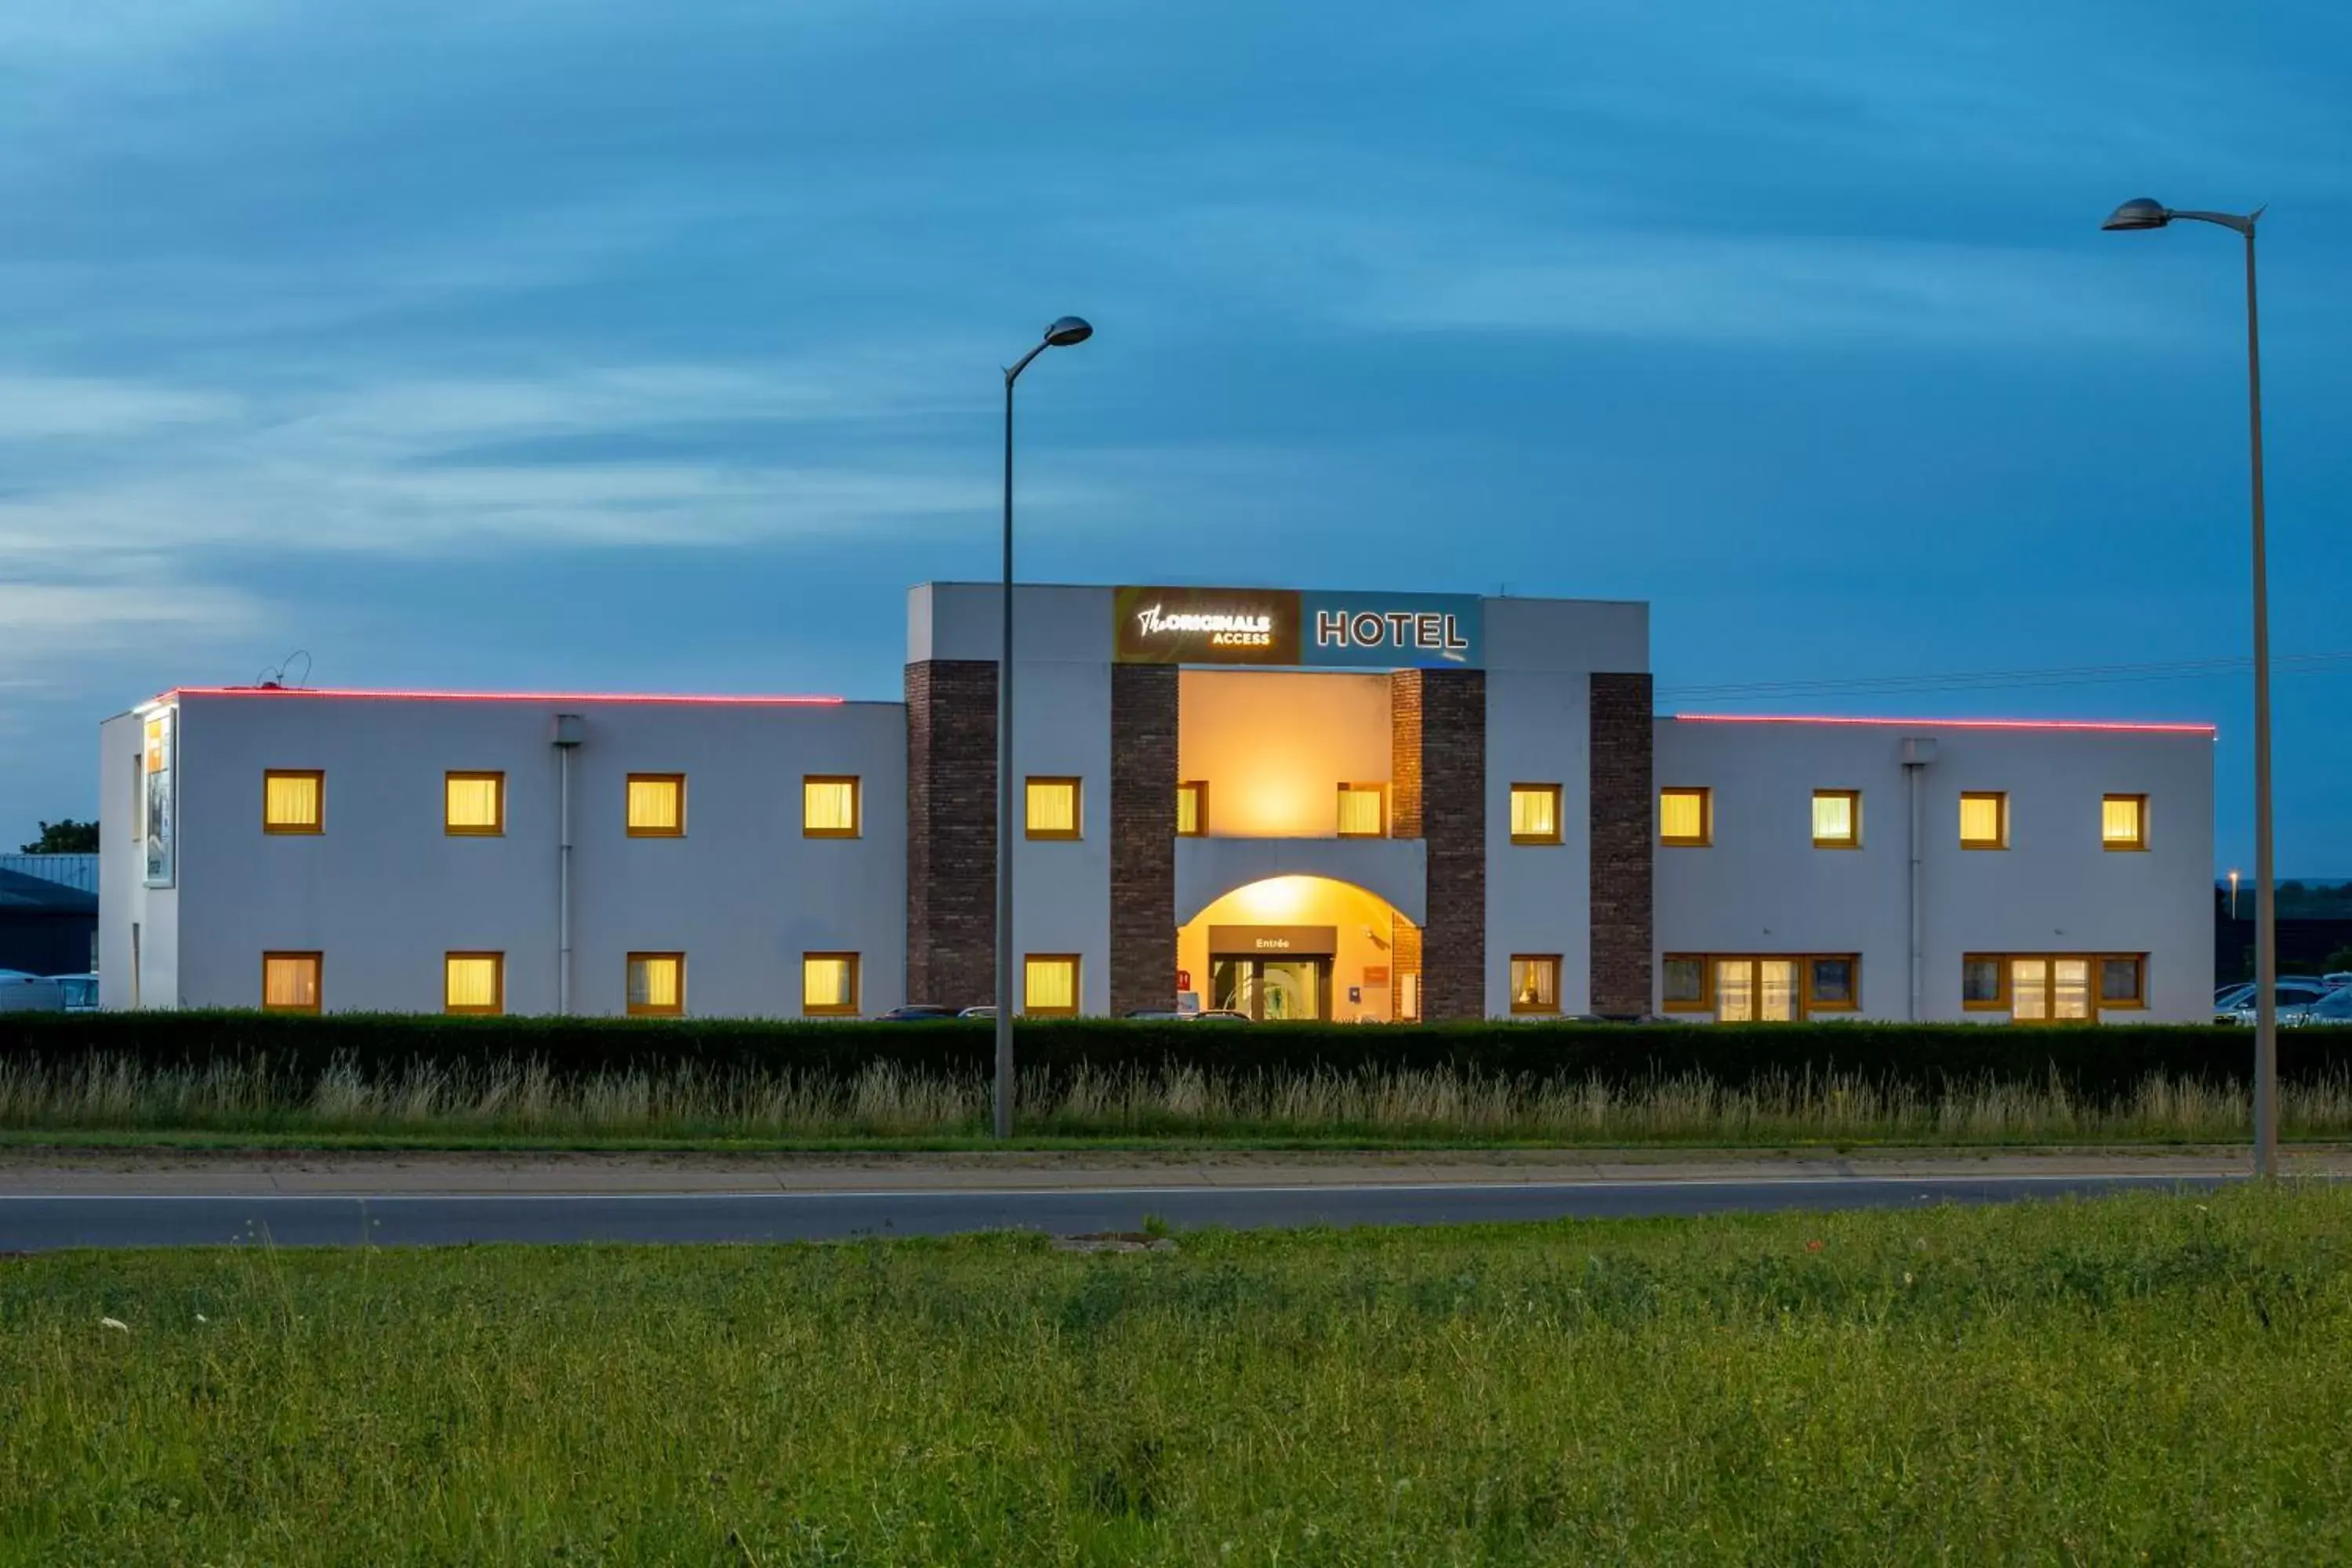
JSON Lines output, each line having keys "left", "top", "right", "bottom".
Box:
{"left": 1112, "top": 587, "right": 1480, "bottom": 669}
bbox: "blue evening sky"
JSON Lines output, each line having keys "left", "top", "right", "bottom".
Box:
{"left": 2, "top": 2, "right": 2346, "bottom": 872}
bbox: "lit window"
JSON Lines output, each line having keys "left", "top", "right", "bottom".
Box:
{"left": 2099, "top": 955, "right": 2146, "bottom": 1009}
{"left": 1025, "top": 777, "right": 1081, "bottom": 839}
{"left": 2006, "top": 956, "right": 2092, "bottom": 1023}
{"left": 1024, "top": 954, "right": 1080, "bottom": 1015}
{"left": 801, "top": 953, "right": 860, "bottom": 1016}
{"left": 803, "top": 776, "right": 860, "bottom": 837}
{"left": 1659, "top": 787, "right": 1710, "bottom": 847}
{"left": 1960, "top": 792, "right": 2008, "bottom": 850}
{"left": 627, "top": 953, "right": 684, "bottom": 1017}
{"left": 444, "top": 771, "right": 505, "bottom": 836}
{"left": 1661, "top": 955, "right": 1708, "bottom": 1011}
{"left": 1176, "top": 780, "right": 1207, "bottom": 837}
{"left": 1712, "top": 958, "right": 1802, "bottom": 1022}
{"left": 627, "top": 774, "right": 685, "bottom": 837}
{"left": 1812, "top": 789, "right": 1861, "bottom": 848}
{"left": 1962, "top": 954, "right": 2006, "bottom": 1010}
{"left": 263, "top": 770, "right": 324, "bottom": 834}
{"left": 1336, "top": 783, "right": 1386, "bottom": 838}
{"left": 1806, "top": 956, "right": 1858, "bottom": 1011}
{"left": 1509, "top": 785, "right": 1563, "bottom": 845}
{"left": 262, "top": 952, "right": 321, "bottom": 1014}
{"left": 445, "top": 953, "right": 504, "bottom": 1015}
{"left": 1508, "top": 955, "right": 1560, "bottom": 1014}
{"left": 2102, "top": 794, "right": 2147, "bottom": 851}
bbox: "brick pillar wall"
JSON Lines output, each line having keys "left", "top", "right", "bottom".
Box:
{"left": 1588, "top": 672, "right": 1655, "bottom": 1018}
{"left": 1391, "top": 916, "right": 1423, "bottom": 1021}
{"left": 1109, "top": 664, "right": 1178, "bottom": 1014}
{"left": 1392, "top": 669, "right": 1486, "bottom": 1020}
{"left": 906, "top": 659, "right": 999, "bottom": 1010}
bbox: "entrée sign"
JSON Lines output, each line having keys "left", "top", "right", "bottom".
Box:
{"left": 1112, "top": 586, "right": 1482, "bottom": 668}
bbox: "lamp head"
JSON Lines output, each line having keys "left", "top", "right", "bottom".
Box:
{"left": 1042, "top": 315, "right": 1094, "bottom": 347}
{"left": 2102, "top": 198, "right": 2171, "bottom": 232}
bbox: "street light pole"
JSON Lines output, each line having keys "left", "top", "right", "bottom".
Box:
{"left": 995, "top": 316, "right": 1094, "bottom": 1141}
{"left": 2103, "top": 198, "right": 2275, "bottom": 1177}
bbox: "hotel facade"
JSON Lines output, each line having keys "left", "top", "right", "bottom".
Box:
{"left": 99, "top": 582, "right": 2216, "bottom": 1024}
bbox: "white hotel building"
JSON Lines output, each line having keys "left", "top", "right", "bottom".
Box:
{"left": 98, "top": 582, "right": 2216, "bottom": 1024}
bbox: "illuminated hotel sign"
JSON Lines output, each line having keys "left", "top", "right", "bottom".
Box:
{"left": 1112, "top": 586, "right": 1481, "bottom": 669}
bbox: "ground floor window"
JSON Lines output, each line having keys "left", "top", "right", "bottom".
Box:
{"left": 1025, "top": 954, "right": 1080, "bottom": 1015}
{"left": 1662, "top": 953, "right": 1860, "bottom": 1021}
{"left": 445, "top": 953, "right": 504, "bottom": 1015}
{"left": 802, "top": 953, "right": 859, "bottom": 1016}
{"left": 627, "top": 953, "right": 684, "bottom": 1017}
{"left": 1965, "top": 953, "right": 2146, "bottom": 1021}
{"left": 1508, "top": 955, "right": 1561, "bottom": 1014}
{"left": 262, "top": 952, "right": 321, "bottom": 1013}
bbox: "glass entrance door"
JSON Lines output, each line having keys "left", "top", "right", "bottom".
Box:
{"left": 1208, "top": 957, "right": 1329, "bottom": 1020}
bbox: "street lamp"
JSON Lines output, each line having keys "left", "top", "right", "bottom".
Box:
{"left": 2229, "top": 868, "right": 2241, "bottom": 922}
{"left": 2103, "top": 197, "right": 2275, "bottom": 1176}
{"left": 996, "top": 314, "right": 1092, "bottom": 1140}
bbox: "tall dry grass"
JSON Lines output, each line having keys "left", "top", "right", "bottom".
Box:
{"left": 2, "top": 1053, "right": 2349, "bottom": 1142}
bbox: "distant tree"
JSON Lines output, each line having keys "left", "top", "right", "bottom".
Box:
{"left": 17, "top": 819, "right": 98, "bottom": 854}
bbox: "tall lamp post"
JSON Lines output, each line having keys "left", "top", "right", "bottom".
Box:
{"left": 2102, "top": 197, "right": 2274, "bottom": 1176}
{"left": 996, "top": 315, "right": 1093, "bottom": 1140}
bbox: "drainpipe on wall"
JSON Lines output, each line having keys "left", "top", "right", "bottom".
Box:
{"left": 553, "top": 714, "right": 585, "bottom": 1014}
{"left": 1901, "top": 737, "right": 1937, "bottom": 1022}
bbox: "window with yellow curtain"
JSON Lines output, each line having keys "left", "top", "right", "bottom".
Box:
{"left": 2102, "top": 794, "right": 2147, "bottom": 850}
{"left": 1335, "top": 784, "right": 1385, "bottom": 837}
{"left": 627, "top": 953, "right": 684, "bottom": 1016}
{"left": 801, "top": 953, "right": 859, "bottom": 1015}
{"left": 1175, "top": 780, "right": 1206, "bottom": 837}
{"left": 1025, "top": 778, "right": 1080, "bottom": 839}
{"left": 1509, "top": 785, "right": 1562, "bottom": 844}
{"left": 262, "top": 952, "right": 321, "bottom": 1013}
{"left": 444, "top": 771, "right": 505, "bottom": 835}
{"left": 1508, "top": 955, "right": 1560, "bottom": 1014}
{"left": 802, "top": 776, "right": 859, "bottom": 837}
{"left": 263, "top": 770, "right": 323, "bottom": 833}
{"left": 627, "top": 774, "right": 684, "bottom": 836}
{"left": 1811, "top": 789, "right": 1860, "bottom": 848}
{"left": 444, "top": 953, "right": 503, "bottom": 1015}
{"left": 1025, "top": 954, "right": 1079, "bottom": 1014}
{"left": 1959, "top": 791, "right": 2008, "bottom": 849}
{"left": 1658, "top": 787, "right": 1709, "bottom": 846}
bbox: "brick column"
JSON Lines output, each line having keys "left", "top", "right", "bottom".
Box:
{"left": 1588, "top": 672, "right": 1654, "bottom": 1018}
{"left": 1109, "top": 665, "right": 1178, "bottom": 1014}
{"left": 906, "top": 660, "right": 998, "bottom": 1009}
{"left": 1392, "top": 669, "right": 1486, "bottom": 1020}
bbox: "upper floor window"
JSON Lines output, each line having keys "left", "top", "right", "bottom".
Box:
{"left": 263, "top": 770, "right": 324, "bottom": 834}
{"left": 627, "top": 952, "right": 684, "bottom": 1017}
{"left": 1025, "top": 777, "right": 1081, "bottom": 840}
{"left": 1959, "top": 791, "right": 2009, "bottom": 850}
{"left": 1658, "top": 787, "right": 1710, "bottom": 848}
{"left": 1508, "top": 955, "right": 1561, "bottom": 1014}
{"left": 802, "top": 953, "right": 860, "bottom": 1016}
{"left": 1336, "top": 783, "right": 1387, "bottom": 839}
{"left": 2102, "top": 794, "right": 2147, "bottom": 851}
{"left": 1025, "top": 953, "right": 1080, "bottom": 1015}
{"left": 262, "top": 952, "right": 321, "bottom": 1014}
{"left": 445, "top": 771, "right": 506, "bottom": 836}
{"left": 445, "top": 952, "right": 505, "bottom": 1016}
{"left": 1812, "top": 789, "right": 1861, "bottom": 849}
{"left": 627, "top": 774, "right": 685, "bottom": 837}
{"left": 803, "top": 776, "right": 860, "bottom": 837}
{"left": 1509, "top": 784, "right": 1563, "bottom": 845}
{"left": 1176, "top": 780, "right": 1207, "bottom": 837}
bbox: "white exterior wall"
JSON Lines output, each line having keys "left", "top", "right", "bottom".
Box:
{"left": 120, "top": 693, "right": 904, "bottom": 1017}
{"left": 1652, "top": 719, "right": 2215, "bottom": 1022}
{"left": 97, "top": 711, "right": 176, "bottom": 1007}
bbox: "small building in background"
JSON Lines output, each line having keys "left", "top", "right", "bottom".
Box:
{"left": 0, "top": 867, "right": 99, "bottom": 975}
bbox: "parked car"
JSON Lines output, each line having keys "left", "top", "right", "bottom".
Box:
{"left": 2289, "top": 986, "right": 2352, "bottom": 1028}
{"left": 875, "top": 1004, "right": 958, "bottom": 1022}
{"left": 2216, "top": 982, "right": 2255, "bottom": 1009}
{"left": 49, "top": 973, "right": 97, "bottom": 1011}
{"left": 2324, "top": 972, "right": 2352, "bottom": 992}
{"left": 1121, "top": 1008, "right": 1192, "bottom": 1020}
{"left": 0, "top": 974, "right": 65, "bottom": 1012}
{"left": 1187, "top": 1009, "right": 1252, "bottom": 1023}
{"left": 957, "top": 1005, "right": 997, "bottom": 1020}
{"left": 2223, "top": 980, "right": 2332, "bottom": 1025}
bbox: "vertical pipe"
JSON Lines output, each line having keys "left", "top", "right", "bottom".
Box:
{"left": 2245, "top": 224, "right": 2276, "bottom": 1178}
{"left": 1907, "top": 759, "right": 1923, "bottom": 1022}
{"left": 994, "top": 371, "right": 1017, "bottom": 1140}
{"left": 558, "top": 741, "right": 574, "bottom": 1016}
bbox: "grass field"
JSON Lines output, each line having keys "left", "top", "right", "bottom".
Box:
{"left": 5, "top": 1188, "right": 2351, "bottom": 1563}
{"left": 6, "top": 1053, "right": 2350, "bottom": 1149}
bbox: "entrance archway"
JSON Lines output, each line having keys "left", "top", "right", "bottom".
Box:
{"left": 1176, "top": 875, "right": 1418, "bottom": 1022}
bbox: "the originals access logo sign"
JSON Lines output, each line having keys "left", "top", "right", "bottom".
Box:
{"left": 1113, "top": 586, "right": 1482, "bottom": 668}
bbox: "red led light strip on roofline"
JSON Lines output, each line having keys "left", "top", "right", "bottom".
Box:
{"left": 161, "top": 687, "right": 844, "bottom": 706}
{"left": 1672, "top": 713, "right": 2214, "bottom": 735}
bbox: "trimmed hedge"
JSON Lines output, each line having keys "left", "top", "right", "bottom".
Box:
{"left": 5, "top": 1011, "right": 2351, "bottom": 1102}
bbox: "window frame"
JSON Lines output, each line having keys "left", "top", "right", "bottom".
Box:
{"left": 2097, "top": 953, "right": 2147, "bottom": 1011}
{"left": 2101, "top": 793, "right": 2149, "bottom": 852}
{"left": 443, "top": 951, "right": 506, "bottom": 1017}
{"left": 1661, "top": 953, "right": 1712, "bottom": 1014}
{"left": 801, "top": 775, "right": 862, "bottom": 839}
{"left": 799, "top": 952, "right": 862, "bottom": 1017}
{"left": 626, "top": 773, "right": 688, "bottom": 838}
{"left": 1175, "top": 779, "right": 1207, "bottom": 838}
{"left": 262, "top": 769, "right": 325, "bottom": 836}
{"left": 1658, "top": 786, "right": 1711, "bottom": 848}
{"left": 1335, "top": 782, "right": 1388, "bottom": 840}
{"left": 1959, "top": 790, "right": 2009, "bottom": 851}
{"left": 1023, "top": 953, "right": 1082, "bottom": 1017}
{"left": 260, "top": 950, "right": 323, "bottom": 1014}
{"left": 1811, "top": 789, "right": 1863, "bottom": 850}
{"left": 1508, "top": 783, "right": 1564, "bottom": 846}
{"left": 1962, "top": 953, "right": 2010, "bottom": 1012}
{"left": 1508, "top": 953, "right": 1563, "bottom": 1015}
{"left": 1803, "top": 954, "right": 1860, "bottom": 1013}
{"left": 1024, "top": 776, "right": 1083, "bottom": 841}
{"left": 626, "top": 951, "right": 686, "bottom": 1018}
{"left": 443, "top": 770, "right": 506, "bottom": 837}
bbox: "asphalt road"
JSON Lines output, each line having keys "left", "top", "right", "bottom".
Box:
{"left": 0, "top": 1172, "right": 2230, "bottom": 1250}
